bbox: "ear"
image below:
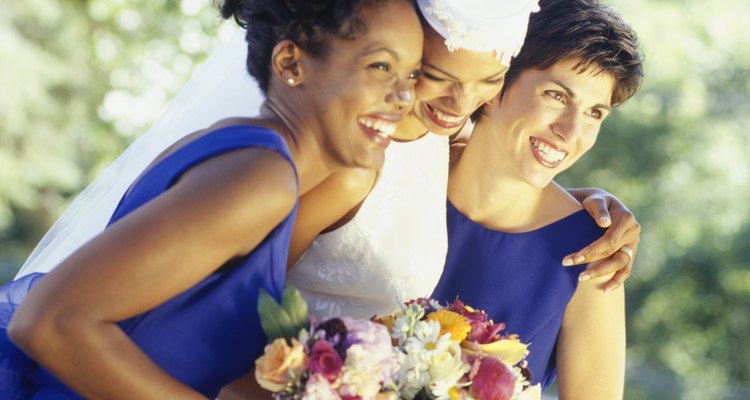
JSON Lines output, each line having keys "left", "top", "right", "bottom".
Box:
{"left": 271, "top": 39, "right": 304, "bottom": 87}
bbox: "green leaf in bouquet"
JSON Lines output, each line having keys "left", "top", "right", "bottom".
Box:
{"left": 281, "top": 285, "right": 309, "bottom": 332}
{"left": 258, "top": 286, "right": 310, "bottom": 342}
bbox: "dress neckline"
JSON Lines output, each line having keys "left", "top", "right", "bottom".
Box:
{"left": 446, "top": 199, "right": 589, "bottom": 236}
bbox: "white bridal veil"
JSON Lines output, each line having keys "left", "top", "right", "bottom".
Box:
{"left": 16, "top": 29, "right": 264, "bottom": 278}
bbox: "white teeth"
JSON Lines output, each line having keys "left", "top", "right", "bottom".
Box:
{"left": 358, "top": 118, "right": 396, "bottom": 139}
{"left": 428, "top": 105, "right": 465, "bottom": 124}
{"left": 531, "top": 138, "right": 566, "bottom": 163}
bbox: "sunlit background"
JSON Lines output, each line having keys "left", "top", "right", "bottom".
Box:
{"left": 1, "top": 0, "right": 748, "bottom": 398}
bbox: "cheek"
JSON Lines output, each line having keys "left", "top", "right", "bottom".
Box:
{"left": 576, "top": 130, "right": 600, "bottom": 156}
{"left": 475, "top": 86, "right": 503, "bottom": 105}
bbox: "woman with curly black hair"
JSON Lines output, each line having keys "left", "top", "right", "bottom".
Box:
{"left": 0, "top": 0, "right": 423, "bottom": 398}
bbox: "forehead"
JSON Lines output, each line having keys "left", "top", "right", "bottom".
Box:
{"left": 334, "top": 0, "right": 423, "bottom": 62}
{"left": 522, "top": 58, "right": 616, "bottom": 106}
{"left": 422, "top": 25, "right": 507, "bottom": 81}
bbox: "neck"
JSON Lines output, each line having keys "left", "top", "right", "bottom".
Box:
{"left": 448, "top": 123, "right": 546, "bottom": 232}
{"left": 258, "top": 101, "right": 340, "bottom": 195}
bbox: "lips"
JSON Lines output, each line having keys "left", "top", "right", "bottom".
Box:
{"left": 422, "top": 103, "right": 468, "bottom": 129}
{"left": 530, "top": 137, "right": 567, "bottom": 168}
{"left": 358, "top": 116, "right": 397, "bottom": 147}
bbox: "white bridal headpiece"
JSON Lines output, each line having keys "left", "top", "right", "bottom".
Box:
{"left": 416, "top": 0, "right": 540, "bottom": 66}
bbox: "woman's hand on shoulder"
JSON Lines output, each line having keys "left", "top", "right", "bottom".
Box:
{"left": 564, "top": 187, "right": 641, "bottom": 293}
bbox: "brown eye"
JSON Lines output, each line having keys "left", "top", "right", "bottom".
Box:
{"left": 369, "top": 62, "right": 391, "bottom": 73}
{"left": 545, "top": 90, "right": 565, "bottom": 102}
{"left": 588, "top": 108, "right": 607, "bottom": 120}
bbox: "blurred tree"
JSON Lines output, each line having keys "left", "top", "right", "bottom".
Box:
{"left": 557, "top": 0, "right": 750, "bottom": 398}
{"left": 0, "top": 0, "right": 233, "bottom": 281}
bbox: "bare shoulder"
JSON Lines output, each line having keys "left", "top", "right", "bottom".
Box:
{"left": 175, "top": 146, "right": 298, "bottom": 233}
{"left": 318, "top": 168, "right": 377, "bottom": 198}
{"left": 545, "top": 181, "right": 585, "bottom": 214}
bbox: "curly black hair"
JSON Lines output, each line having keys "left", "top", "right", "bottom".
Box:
{"left": 218, "top": 0, "right": 393, "bottom": 92}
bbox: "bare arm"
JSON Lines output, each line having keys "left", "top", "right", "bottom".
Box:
{"left": 565, "top": 187, "right": 641, "bottom": 292}
{"left": 287, "top": 168, "right": 377, "bottom": 268}
{"left": 9, "top": 148, "right": 297, "bottom": 400}
{"left": 556, "top": 266, "right": 626, "bottom": 399}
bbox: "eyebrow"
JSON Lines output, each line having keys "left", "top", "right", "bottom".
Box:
{"left": 364, "top": 47, "right": 400, "bottom": 60}
{"left": 552, "top": 79, "right": 612, "bottom": 111}
{"left": 422, "top": 62, "right": 508, "bottom": 81}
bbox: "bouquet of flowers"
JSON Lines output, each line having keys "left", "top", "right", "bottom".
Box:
{"left": 374, "top": 297, "right": 541, "bottom": 400}
{"left": 255, "top": 288, "right": 539, "bottom": 400}
{"left": 255, "top": 287, "right": 401, "bottom": 400}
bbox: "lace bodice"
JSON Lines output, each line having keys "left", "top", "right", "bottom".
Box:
{"left": 287, "top": 133, "right": 450, "bottom": 319}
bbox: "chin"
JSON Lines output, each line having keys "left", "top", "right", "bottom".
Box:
{"left": 352, "top": 153, "right": 386, "bottom": 171}
{"left": 425, "top": 124, "right": 460, "bottom": 137}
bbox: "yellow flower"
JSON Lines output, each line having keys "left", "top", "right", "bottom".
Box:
{"left": 461, "top": 336, "right": 530, "bottom": 366}
{"left": 426, "top": 309, "right": 471, "bottom": 343}
{"left": 254, "top": 338, "right": 307, "bottom": 392}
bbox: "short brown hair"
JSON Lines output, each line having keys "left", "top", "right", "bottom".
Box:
{"left": 474, "top": 0, "right": 643, "bottom": 120}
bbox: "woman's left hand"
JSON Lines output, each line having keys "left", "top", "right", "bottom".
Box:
{"left": 564, "top": 188, "right": 641, "bottom": 293}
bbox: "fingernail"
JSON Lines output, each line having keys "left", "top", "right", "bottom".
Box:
{"left": 599, "top": 216, "right": 611, "bottom": 224}
{"left": 575, "top": 255, "right": 586, "bottom": 264}
{"left": 579, "top": 274, "right": 590, "bottom": 282}
{"left": 562, "top": 258, "right": 574, "bottom": 266}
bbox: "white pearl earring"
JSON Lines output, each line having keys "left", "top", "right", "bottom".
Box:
{"left": 287, "top": 77, "right": 295, "bottom": 85}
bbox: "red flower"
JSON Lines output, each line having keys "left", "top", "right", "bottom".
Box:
{"left": 470, "top": 357, "right": 515, "bottom": 400}
{"left": 308, "top": 340, "right": 344, "bottom": 382}
{"left": 449, "top": 299, "right": 505, "bottom": 344}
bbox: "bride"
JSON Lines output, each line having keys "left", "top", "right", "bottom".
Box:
{"left": 17, "top": 0, "right": 640, "bottom": 319}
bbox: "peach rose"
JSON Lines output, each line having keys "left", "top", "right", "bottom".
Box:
{"left": 255, "top": 338, "right": 307, "bottom": 392}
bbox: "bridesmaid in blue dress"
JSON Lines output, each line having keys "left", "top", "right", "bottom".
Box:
{"left": 0, "top": 0, "right": 423, "bottom": 398}
{"left": 431, "top": 0, "right": 644, "bottom": 398}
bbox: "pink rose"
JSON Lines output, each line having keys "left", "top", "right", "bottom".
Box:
{"left": 470, "top": 357, "right": 515, "bottom": 400}
{"left": 308, "top": 340, "right": 344, "bottom": 382}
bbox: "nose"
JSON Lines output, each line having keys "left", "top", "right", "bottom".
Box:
{"left": 551, "top": 109, "right": 583, "bottom": 142}
{"left": 445, "top": 83, "right": 479, "bottom": 116}
{"left": 386, "top": 79, "right": 415, "bottom": 112}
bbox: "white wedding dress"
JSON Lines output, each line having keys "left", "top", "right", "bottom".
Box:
{"left": 287, "top": 133, "right": 449, "bottom": 320}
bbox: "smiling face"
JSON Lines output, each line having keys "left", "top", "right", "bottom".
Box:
{"left": 300, "top": 0, "right": 423, "bottom": 170}
{"left": 484, "top": 58, "right": 615, "bottom": 188}
{"left": 403, "top": 26, "right": 509, "bottom": 137}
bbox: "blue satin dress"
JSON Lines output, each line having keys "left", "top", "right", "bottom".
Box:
{"left": 0, "top": 126, "right": 297, "bottom": 399}
{"left": 431, "top": 201, "right": 605, "bottom": 389}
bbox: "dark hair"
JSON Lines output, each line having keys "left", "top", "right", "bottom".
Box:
{"left": 474, "top": 0, "right": 643, "bottom": 120}
{"left": 218, "top": 0, "right": 392, "bottom": 92}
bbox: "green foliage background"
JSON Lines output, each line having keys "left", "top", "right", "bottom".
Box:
{"left": 1, "top": 0, "right": 748, "bottom": 398}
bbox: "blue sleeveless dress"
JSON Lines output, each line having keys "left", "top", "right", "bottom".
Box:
{"left": 431, "top": 201, "right": 605, "bottom": 389}
{"left": 0, "top": 126, "right": 298, "bottom": 399}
